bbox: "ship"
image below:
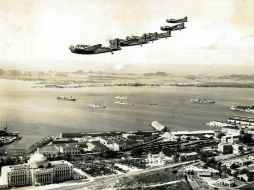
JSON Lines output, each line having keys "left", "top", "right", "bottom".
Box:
{"left": 0, "top": 123, "right": 21, "bottom": 146}
{"left": 115, "top": 96, "right": 128, "bottom": 100}
{"left": 57, "top": 96, "right": 76, "bottom": 101}
{"left": 0, "top": 124, "right": 19, "bottom": 137}
{"left": 87, "top": 104, "right": 106, "bottom": 108}
{"left": 190, "top": 97, "right": 215, "bottom": 104}
{"left": 115, "top": 100, "right": 134, "bottom": 106}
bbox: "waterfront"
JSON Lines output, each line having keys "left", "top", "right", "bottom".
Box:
{"left": 0, "top": 79, "right": 254, "bottom": 149}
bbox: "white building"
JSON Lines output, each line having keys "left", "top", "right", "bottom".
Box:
{"left": 57, "top": 144, "right": 81, "bottom": 155}
{"left": 221, "top": 128, "right": 242, "bottom": 136}
{"left": 146, "top": 152, "right": 174, "bottom": 167}
{"left": 221, "top": 135, "right": 241, "bottom": 144}
{"left": 0, "top": 150, "right": 73, "bottom": 188}
{"left": 232, "top": 144, "right": 244, "bottom": 154}
{"left": 95, "top": 137, "right": 120, "bottom": 151}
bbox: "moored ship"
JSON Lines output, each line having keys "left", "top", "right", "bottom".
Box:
{"left": 190, "top": 97, "right": 215, "bottom": 104}
{"left": 87, "top": 104, "right": 106, "bottom": 108}
{"left": 0, "top": 124, "right": 21, "bottom": 146}
{"left": 115, "top": 100, "right": 134, "bottom": 106}
{"left": 57, "top": 96, "right": 76, "bottom": 101}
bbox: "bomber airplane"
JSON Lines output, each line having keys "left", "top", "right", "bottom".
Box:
{"left": 147, "top": 32, "right": 159, "bottom": 42}
{"left": 157, "top": 30, "right": 171, "bottom": 39}
{"left": 160, "top": 23, "right": 185, "bottom": 31}
{"left": 69, "top": 39, "right": 121, "bottom": 54}
{"left": 118, "top": 33, "right": 148, "bottom": 47}
{"left": 166, "top": 16, "right": 188, "bottom": 23}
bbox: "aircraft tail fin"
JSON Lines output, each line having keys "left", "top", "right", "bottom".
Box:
{"left": 109, "top": 38, "right": 120, "bottom": 49}
{"left": 180, "top": 22, "right": 185, "bottom": 28}
{"left": 142, "top": 33, "right": 148, "bottom": 42}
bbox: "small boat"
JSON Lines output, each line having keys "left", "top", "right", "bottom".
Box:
{"left": 115, "top": 96, "right": 128, "bottom": 100}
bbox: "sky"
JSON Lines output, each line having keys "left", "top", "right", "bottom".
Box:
{"left": 0, "top": 0, "right": 254, "bottom": 72}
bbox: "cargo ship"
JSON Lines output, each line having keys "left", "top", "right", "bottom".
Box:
{"left": 190, "top": 97, "right": 215, "bottom": 104}
{"left": 57, "top": 96, "right": 76, "bottom": 101}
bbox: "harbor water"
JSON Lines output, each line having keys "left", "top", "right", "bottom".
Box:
{"left": 0, "top": 79, "right": 254, "bottom": 150}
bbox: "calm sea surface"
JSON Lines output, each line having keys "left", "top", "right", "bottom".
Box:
{"left": 0, "top": 79, "right": 254, "bottom": 149}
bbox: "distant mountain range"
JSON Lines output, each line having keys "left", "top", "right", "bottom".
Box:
{"left": 0, "top": 68, "right": 254, "bottom": 83}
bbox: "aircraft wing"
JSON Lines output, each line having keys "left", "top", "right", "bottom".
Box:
{"left": 120, "top": 38, "right": 138, "bottom": 45}
{"left": 83, "top": 44, "right": 102, "bottom": 52}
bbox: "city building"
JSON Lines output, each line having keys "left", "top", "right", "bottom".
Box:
{"left": 221, "top": 135, "right": 241, "bottom": 144}
{"left": 95, "top": 137, "right": 120, "bottom": 151}
{"left": 217, "top": 143, "right": 233, "bottom": 154}
{"left": 39, "top": 145, "right": 60, "bottom": 156}
{"left": 180, "top": 152, "right": 198, "bottom": 161}
{"left": 217, "top": 177, "right": 236, "bottom": 187}
{"left": 85, "top": 141, "right": 110, "bottom": 152}
{"left": 57, "top": 144, "right": 81, "bottom": 155}
{"left": 146, "top": 152, "right": 174, "bottom": 167}
{"left": 0, "top": 150, "right": 73, "bottom": 188}
{"left": 232, "top": 144, "right": 244, "bottom": 154}
{"left": 94, "top": 136, "right": 136, "bottom": 151}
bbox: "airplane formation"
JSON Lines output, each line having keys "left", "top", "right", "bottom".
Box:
{"left": 69, "top": 16, "right": 187, "bottom": 55}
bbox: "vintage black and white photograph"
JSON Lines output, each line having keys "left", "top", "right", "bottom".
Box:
{"left": 0, "top": 0, "right": 254, "bottom": 189}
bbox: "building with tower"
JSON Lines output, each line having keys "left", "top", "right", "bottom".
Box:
{"left": 0, "top": 149, "right": 73, "bottom": 188}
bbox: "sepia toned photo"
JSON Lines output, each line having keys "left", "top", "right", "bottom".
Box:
{"left": 0, "top": 0, "right": 254, "bottom": 189}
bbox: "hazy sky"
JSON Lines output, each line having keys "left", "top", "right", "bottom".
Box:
{"left": 0, "top": 0, "right": 254, "bottom": 71}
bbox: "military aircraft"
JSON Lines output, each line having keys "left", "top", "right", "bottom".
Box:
{"left": 166, "top": 16, "right": 188, "bottom": 23}
{"left": 69, "top": 39, "right": 121, "bottom": 54}
{"left": 118, "top": 33, "right": 148, "bottom": 47}
{"left": 147, "top": 32, "right": 160, "bottom": 42}
{"left": 157, "top": 30, "right": 171, "bottom": 39}
{"left": 160, "top": 23, "right": 185, "bottom": 31}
